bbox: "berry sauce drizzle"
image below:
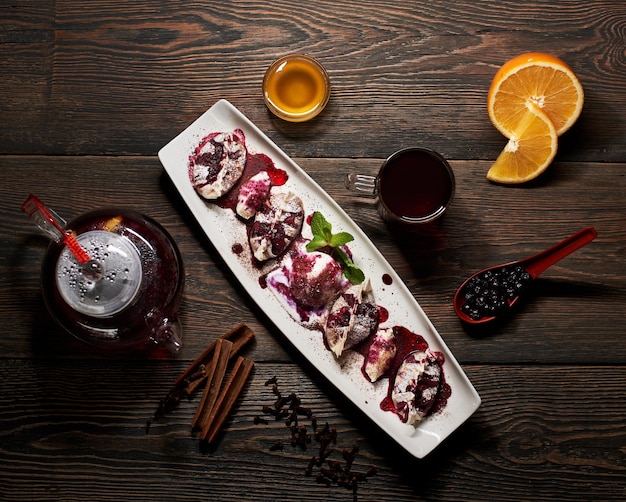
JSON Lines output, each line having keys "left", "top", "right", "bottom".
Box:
{"left": 357, "top": 326, "right": 450, "bottom": 419}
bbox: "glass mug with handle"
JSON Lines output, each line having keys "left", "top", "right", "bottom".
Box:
{"left": 346, "top": 147, "right": 455, "bottom": 226}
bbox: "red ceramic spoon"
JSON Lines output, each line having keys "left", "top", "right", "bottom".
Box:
{"left": 453, "top": 227, "right": 597, "bottom": 325}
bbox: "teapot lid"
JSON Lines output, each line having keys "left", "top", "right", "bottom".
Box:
{"left": 55, "top": 230, "right": 142, "bottom": 317}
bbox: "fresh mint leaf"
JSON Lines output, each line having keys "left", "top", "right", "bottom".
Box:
{"left": 343, "top": 262, "right": 365, "bottom": 285}
{"left": 310, "top": 211, "right": 331, "bottom": 239}
{"left": 306, "top": 235, "right": 327, "bottom": 252}
{"left": 306, "top": 212, "right": 331, "bottom": 251}
{"left": 334, "top": 247, "right": 365, "bottom": 285}
{"left": 307, "top": 211, "right": 365, "bottom": 285}
{"left": 329, "top": 231, "right": 354, "bottom": 248}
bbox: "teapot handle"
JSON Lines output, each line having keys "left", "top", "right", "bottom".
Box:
{"left": 147, "top": 311, "right": 183, "bottom": 355}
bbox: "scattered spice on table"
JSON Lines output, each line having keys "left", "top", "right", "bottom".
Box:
{"left": 255, "top": 376, "right": 378, "bottom": 501}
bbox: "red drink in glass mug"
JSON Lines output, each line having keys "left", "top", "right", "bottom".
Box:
{"left": 347, "top": 147, "right": 455, "bottom": 225}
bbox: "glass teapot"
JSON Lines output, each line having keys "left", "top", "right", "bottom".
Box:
{"left": 22, "top": 194, "right": 185, "bottom": 355}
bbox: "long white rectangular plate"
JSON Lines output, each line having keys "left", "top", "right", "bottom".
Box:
{"left": 159, "top": 99, "right": 480, "bottom": 458}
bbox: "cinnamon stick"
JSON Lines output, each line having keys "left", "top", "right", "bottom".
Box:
{"left": 175, "top": 323, "right": 253, "bottom": 387}
{"left": 200, "top": 356, "right": 255, "bottom": 444}
{"left": 184, "top": 325, "right": 255, "bottom": 395}
{"left": 191, "top": 338, "right": 233, "bottom": 430}
{"left": 151, "top": 324, "right": 254, "bottom": 422}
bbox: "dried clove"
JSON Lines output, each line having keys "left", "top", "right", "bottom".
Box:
{"left": 152, "top": 385, "right": 188, "bottom": 421}
{"left": 288, "top": 392, "right": 301, "bottom": 407}
{"left": 253, "top": 415, "right": 269, "bottom": 425}
{"left": 274, "top": 395, "right": 288, "bottom": 409}
{"left": 269, "top": 440, "right": 284, "bottom": 451}
{"left": 320, "top": 467, "right": 338, "bottom": 481}
{"left": 186, "top": 363, "right": 206, "bottom": 383}
{"left": 343, "top": 444, "right": 359, "bottom": 471}
{"left": 365, "top": 467, "right": 378, "bottom": 477}
{"left": 262, "top": 404, "right": 276, "bottom": 416}
{"left": 305, "top": 456, "right": 317, "bottom": 476}
{"left": 254, "top": 377, "right": 378, "bottom": 501}
{"left": 285, "top": 411, "right": 298, "bottom": 427}
{"left": 316, "top": 474, "right": 332, "bottom": 486}
{"left": 295, "top": 405, "right": 312, "bottom": 418}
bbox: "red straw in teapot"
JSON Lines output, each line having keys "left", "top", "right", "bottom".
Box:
{"left": 21, "top": 194, "right": 91, "bottom": 264}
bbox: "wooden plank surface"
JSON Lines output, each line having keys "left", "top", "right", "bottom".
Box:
{"left": 2, "top": 156, "right": 624, "bottom": 363}
{"left": 0, "top": 360, "right": 624, "bottom": 501}
{"left": 1, "top": 1, "right": 625, "bottom": 501}
{"left": 1, "top": 1, "right": 625, "bottom": 160}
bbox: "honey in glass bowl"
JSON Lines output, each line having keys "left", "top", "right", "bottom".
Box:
{"left": 263, "top": 55, "right": 330, "bottom": 122}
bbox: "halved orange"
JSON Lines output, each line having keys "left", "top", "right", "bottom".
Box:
{"left": 488, "top": 52, "right": 584, "bottom": 138}
{"left": 486, "top": 103, "right": 558, "bottom": 184}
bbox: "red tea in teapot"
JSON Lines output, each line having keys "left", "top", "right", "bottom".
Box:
{"left": 41, "top": 208, "right": 184, "bottom": 353}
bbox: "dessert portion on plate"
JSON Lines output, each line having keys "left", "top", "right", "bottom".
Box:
{"left": 187, "top": 129, "right": 451, "bottom": 426}
{"left": 249, "top": 191, "right": 304, "bottom": 262}
{"left": 325, "top": 280, "right": 377, "bottom": 357}
{"left": 189, "top": 131, "right": 247, "bottom": 200}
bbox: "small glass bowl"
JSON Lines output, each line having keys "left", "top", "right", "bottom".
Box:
{"left": 262, "top": 55, "right": 331, "bottom": 122}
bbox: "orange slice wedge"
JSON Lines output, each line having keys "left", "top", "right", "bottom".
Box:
{"left": 486, "top": 103, "right": 558, "bottom": 184}
{"left": 488, "top": 52, "right": 584, "bottom": 138}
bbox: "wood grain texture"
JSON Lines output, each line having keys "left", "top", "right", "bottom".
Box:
{"left": 0, "top": 360, "right": 624, "bottom": 501}
{"left": 1, "top": 1, "right": 625, "bottom": 500}
{"left": 1, "top": 1, "right": 625, "bottom": 159}
{"left": 1, "top": 156, "right": 624, "bottom": 363}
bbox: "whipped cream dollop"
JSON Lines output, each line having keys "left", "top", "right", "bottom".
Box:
{"left": 266, "top": 249, "right": 350, "bottom": 324}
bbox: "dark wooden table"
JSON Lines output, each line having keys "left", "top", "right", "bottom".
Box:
{"left": 1, "top": 2, "right": 625, "bottom": 501}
